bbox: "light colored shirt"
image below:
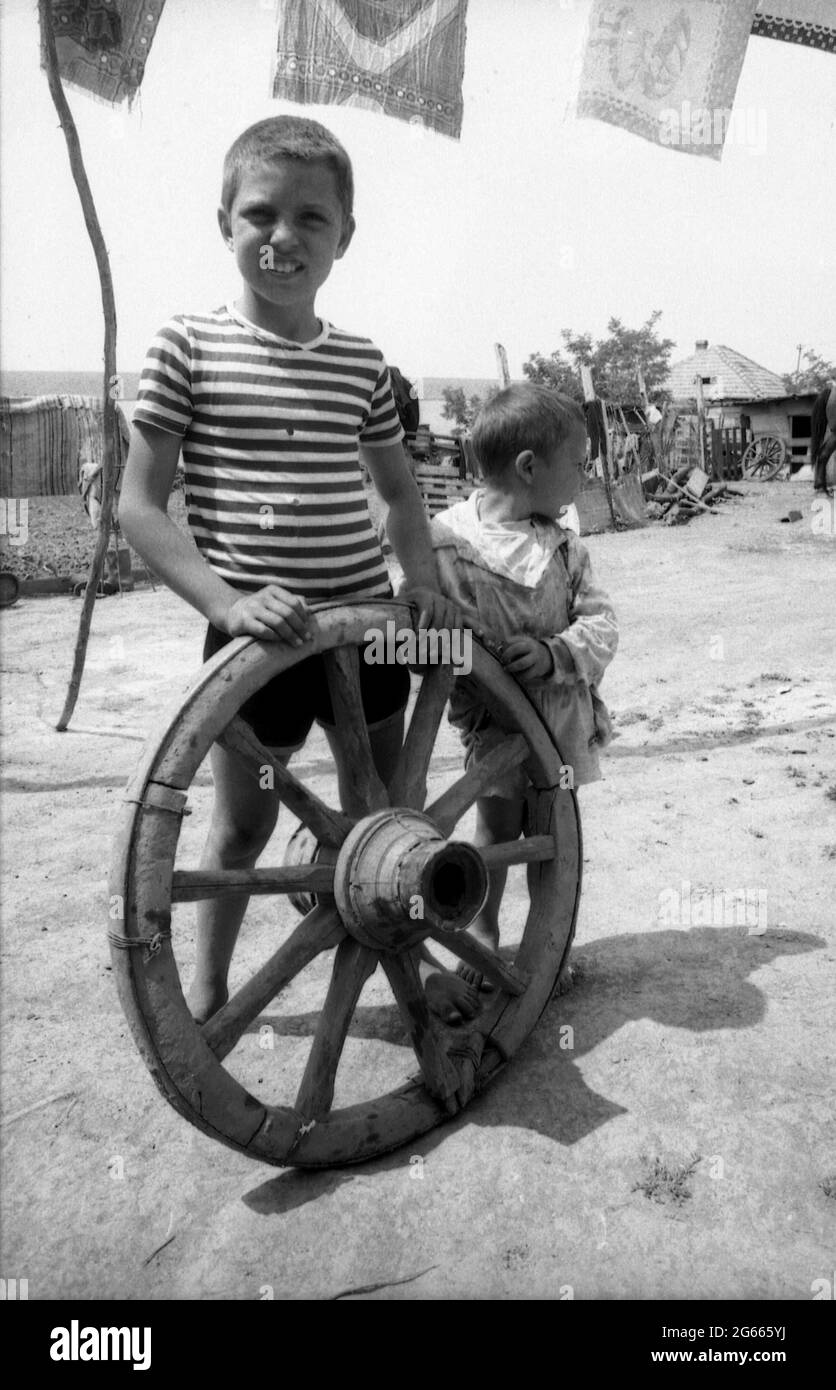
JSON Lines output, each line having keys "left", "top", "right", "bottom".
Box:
{"left": 431, "top": 490, "right": 618, "bottom": 786}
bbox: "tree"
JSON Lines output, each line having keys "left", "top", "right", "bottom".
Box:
{"left": 524, "top": 311, "right": 676, "bottom": 404}
{"left": 441, "top": 385, "right": 496, "bottom": 433}
{"left": 783, "top": 348, "right": 836, "bottom": 395}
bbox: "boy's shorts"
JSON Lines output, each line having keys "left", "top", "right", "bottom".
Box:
{"left": 203, "top": 624, "right": 410, "bottom": 752}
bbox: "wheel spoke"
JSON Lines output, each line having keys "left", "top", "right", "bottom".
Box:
{"left": 322, "top": 648, "right": 389, "bottom": 814}
{"left": 202, "top": 903, "right": 344, "bottom": 1061}
{"left": 172, "top": 863, "right": 334, "bottom": 903}
{"left": 425, "top": 927, "right": 529, "bottom": 996}
{"left": 294, "top": 938, "right": 379, "bottom": 1122}
{"left": 424, "top": 733, "right": 529, "bottom": 836}
{"left": 380, "top": 952, "right": 462, "bottom": 1108}
{"left": 388, "top": 664, "right": 454, "bottom": 808}
{"left": 219, "top": 717, "right": 352, "bottom": 847}
{"left": 479, "top": 835, "right": 556, "bottom": 869}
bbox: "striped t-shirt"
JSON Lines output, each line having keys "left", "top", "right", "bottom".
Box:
{"left": 133, "top": 305, "right": 404, "bottom": 600}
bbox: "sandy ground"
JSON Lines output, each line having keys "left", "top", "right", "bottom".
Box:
{"left": 1, "top": 478, "right": 834, "bottom": 1301}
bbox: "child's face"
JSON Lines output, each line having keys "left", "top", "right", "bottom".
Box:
{"left": 219, "top": 158, "right": 354, "bottom": 319}
{"left": 528, "top": 425, "right": 588, "bottom": 517}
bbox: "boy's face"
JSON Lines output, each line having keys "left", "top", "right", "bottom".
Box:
{"left": 218, "top": 158, "right": 354, "bottom": 323}
{"left": 529, "top": 425, "right": 588, "bottom": 517}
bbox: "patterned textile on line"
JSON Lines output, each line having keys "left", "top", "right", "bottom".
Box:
{"left": 42, "top": 0, "right": 167, "bottom": 106}
{"left": 577, "top": 0, "right": 761, "bottom": 161}
{"left": 272, "top": 0, "right": 469, "bottom": 138}
{"left": 752, "top": 1, "right": 836, "bottom": 51}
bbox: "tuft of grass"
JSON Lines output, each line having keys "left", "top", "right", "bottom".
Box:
{"left": 760, "top": 672, "right": 791, "bottom": 682}
{"left": 633, "top": 1153, "right": 701, "bottom": 1206}
{"left": 820, "top": 1175, "right": 836, "bottom": 1200}
{"left": 825, "top": 785, "right": 836, "bottom": 803}
{"left": 551, "top": 960, "right": 585, "bottom": 998}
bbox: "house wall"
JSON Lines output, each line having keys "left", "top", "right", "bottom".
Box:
{"left": 746, "top": 402, "right": 812, "bottom": 464}
{"left": 704, "top": 399, "right": 814, "bottom": 468}
{"left": 418, "top": 396, "right": 457, "bottom": 433}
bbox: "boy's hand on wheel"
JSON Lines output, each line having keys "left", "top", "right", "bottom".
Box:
{"left": 222, "top": 585, "right": 313, "bottom": 646}
{"left": 399, "top": 584, "right": 472, "bottom": 635}
{"left": 501, "top": 637, "right": 554, "bottom": 684}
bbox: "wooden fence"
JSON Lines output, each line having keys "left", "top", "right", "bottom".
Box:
{"left": 0, "top": 394, "right": 102, "bottom": 497}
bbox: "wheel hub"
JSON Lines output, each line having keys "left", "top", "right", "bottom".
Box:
{"left": 332, "top": 808, "right": 488, "bottom": 951}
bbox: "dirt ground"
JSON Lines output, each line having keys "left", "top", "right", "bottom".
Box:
{"left": 1, "top": 478, "right": 834, "bottom": 1301}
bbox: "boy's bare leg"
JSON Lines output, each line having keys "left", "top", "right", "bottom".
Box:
{"left": 191, "top": 710, "right": 402, "bottom": 1025}
{"left": 322, "top": 712, "right": 404, "bottom": 819}
{"left": 189, "top": 740, "right": 283, "bottom": 1023}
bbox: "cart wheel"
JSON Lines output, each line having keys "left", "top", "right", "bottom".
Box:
{"left": 110, "top": 601, "right": 581, "bottom": 1168}
{"left": 742, "top": 436, "right": 787, "bottom": 479}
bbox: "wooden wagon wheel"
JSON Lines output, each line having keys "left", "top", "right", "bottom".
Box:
{"left": 742, "top": 435, "right": 787, "bottom": 479}
{"left": 110, "top": 600, "right": 581, "bottom": 1168}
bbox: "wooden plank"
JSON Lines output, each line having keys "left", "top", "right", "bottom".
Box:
{"left": 388, "top": 664, "right": 454, "bottom": 808}
{"left": 220, "top": 717, "right": 352, "bottom": 847}
{"left": 424, "top": 734, "right": 529, "bottom": 837}
{"left": 294, "top": 939, "right": 378, "bottom": 1121}
{"left": 425, "top": 927, "right": 529, "bottom": 996}
{"left": 479, "top": 834, "right": 555, "bottom": 869}
{"left": 665, "top": 475, "right": 713, "bottom": 513}
{"left": 202, "top": 904, "right": 344, "bottom": 1062}
{"left": 380, "top": 953, "right": 461, "bottom": 1107}
{"left": 322, "top": 648, "right": 389, "bottom": 815}
{"left": 171, "top": 863, "right": 335, "bottom": 903}
{"left": 685, "top": 466, "right": 709, "bottom": 498}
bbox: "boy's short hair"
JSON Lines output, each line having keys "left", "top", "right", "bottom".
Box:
{"left": 221, "top": 116, "right": 354, "bottom": 220}
{"left": 471, "top": 384, "right": 585, "bottom": 478}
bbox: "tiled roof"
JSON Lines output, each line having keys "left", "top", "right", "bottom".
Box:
{"left": 665, "top": 345, "right": 786, "bottom": 402}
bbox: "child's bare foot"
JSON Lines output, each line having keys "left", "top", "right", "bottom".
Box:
{"left": 187, "top": 980, "right": 228, "bottom": 1024}
{"left": 457, "top": 919, "right": 500, "bottom": 992}
{"left": 424, "top": 970, "right": 481, "bottom": 1026}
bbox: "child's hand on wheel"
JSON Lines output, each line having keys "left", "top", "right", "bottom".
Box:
{"left": 222, "top": 585, "right": 313, "bottom": 646}
{"left": 501, "top": 637, "right": 554, "bottom": 684}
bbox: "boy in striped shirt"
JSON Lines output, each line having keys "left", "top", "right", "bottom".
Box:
{"left": 120, "top": 117, "right": 458, "bottom": 1023}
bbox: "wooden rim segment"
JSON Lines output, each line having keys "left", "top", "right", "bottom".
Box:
{"left": 109, "top": 601, "right": 582, "bottom": 1168}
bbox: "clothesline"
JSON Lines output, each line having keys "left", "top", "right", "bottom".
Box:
{"left": 45, "top": 1, "right": 834, "bottom": 158}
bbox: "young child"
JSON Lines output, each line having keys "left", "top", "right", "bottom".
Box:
{"left": 119, "top": 116, "right": 456, "bottom": 1022}
{"left": 421, "top": 383, "right": 618, "bottom": 1025}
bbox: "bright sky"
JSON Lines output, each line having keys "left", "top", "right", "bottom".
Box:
{"left": 2, "top": 0, "right": 834, "bottom": 382}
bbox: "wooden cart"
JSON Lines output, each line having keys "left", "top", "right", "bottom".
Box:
{"left": 110, "top": 601, "right": 581, "bottom": 1168}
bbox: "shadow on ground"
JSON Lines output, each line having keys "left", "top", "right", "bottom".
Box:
{"left": 241, "top": 924, "right": 823, "bottom": 1217}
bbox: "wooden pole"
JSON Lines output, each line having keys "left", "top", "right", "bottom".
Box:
{"left": 39, "top": 0, "right": 121, "bottom": 731}
{"left": 580, "top": 365, "right": 617, "bottom": 529}
{"left": 494, "top": 342, "right": 510, "bottom": 389}
{"left": 694, "top": 374, "right": 707, "bottom": 474}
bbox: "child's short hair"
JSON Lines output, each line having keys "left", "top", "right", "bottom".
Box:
{"left": 221, "top": 116, "right": 354, "bottom": 220}
{"left": 471, "top": 384, "right": 585, "bottom": 478}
